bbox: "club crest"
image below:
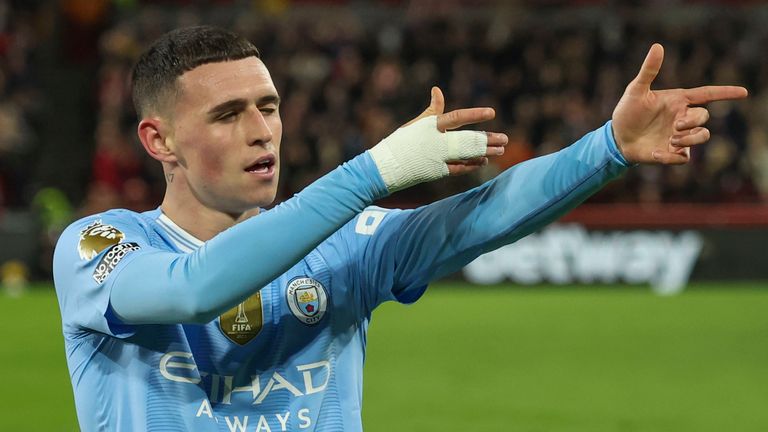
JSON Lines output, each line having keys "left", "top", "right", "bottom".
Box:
{"left": 286, "top": 277, "right": 328, "bottom": 325}
{"left": 219, "top": 292, "right": 263, "bottom": 345}
{"left": 78, "top": 220, "right": 125, "bottom": 260}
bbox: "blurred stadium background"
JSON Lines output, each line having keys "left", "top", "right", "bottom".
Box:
{"left": 0, "top": 0, "right": 767, "bottom": 430}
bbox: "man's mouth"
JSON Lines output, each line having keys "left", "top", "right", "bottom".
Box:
{"left": 245, "top": 155, "right": 276, "bottom": 175}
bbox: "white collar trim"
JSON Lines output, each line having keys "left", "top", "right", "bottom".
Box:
{"left": 157, "top": 213, "right": 205, "bottom": 249}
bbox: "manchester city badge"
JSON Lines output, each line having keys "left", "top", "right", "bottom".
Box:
{"left": 286, "top": 277, "right": 328, "bottom": 325}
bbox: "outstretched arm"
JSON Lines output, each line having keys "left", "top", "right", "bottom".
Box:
{"left": 359, "top": 44, "right": 747, "bottom": 303}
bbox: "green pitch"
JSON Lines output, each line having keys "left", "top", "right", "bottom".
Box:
{"left": 1, "top": 283, "right": 766, "bottom": 431}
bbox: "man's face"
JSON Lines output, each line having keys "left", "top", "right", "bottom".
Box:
{"left": 167, "top": 57, "right": 282, "bottom": 214}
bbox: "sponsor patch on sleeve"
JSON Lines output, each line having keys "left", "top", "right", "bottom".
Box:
{"left": 92, "top": 242, "right": 141, "bottom": 284}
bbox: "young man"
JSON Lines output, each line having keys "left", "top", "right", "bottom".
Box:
{"left": 53, "top": 26, "right": 746, "bottom": 431}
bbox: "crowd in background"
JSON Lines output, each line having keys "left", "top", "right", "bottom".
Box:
{"left": 0, "top": 1, "right": 43, "bottom": 211}
{"left": 3, "top": 1, "right": 768, "bottom": 240}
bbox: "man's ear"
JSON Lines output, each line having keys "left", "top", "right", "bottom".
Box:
{"left": 138, "top": 118, "right": 177, "bottom": 163}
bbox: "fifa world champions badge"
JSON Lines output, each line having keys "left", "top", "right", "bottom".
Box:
{"left": 286, "top": 277, "right": 328, "bottom": 325}
{"left": 219, "top": 292, "right": 264, "bottom": 345}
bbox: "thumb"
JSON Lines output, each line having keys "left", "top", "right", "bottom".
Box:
{"left": 427, "top": 86, "right": 445, "bottom": 115}
{"left": 405, "top": 86, "right": 446, "bottom": 127}
{"left": 628, "top": 43, "right": 664, "bottom": 94}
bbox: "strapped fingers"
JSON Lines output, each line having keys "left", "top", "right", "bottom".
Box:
{"left": 445, "top": 130, "right": 488, "bottom": 160}
{"left": 437, "top": 107, "right": 495, "bottom": 132}
{"left": 684, "top": 85, "right": 748, "bottom": 105}
{"left": 675, "top": 107, "right": 709, "bottom": 131}
{"left": 671, "top": 127, "right": 710, "bottom": 147}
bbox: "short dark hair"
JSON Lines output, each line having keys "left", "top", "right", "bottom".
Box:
{"left": 131, "top": 25, "right": 260, "bottom": 118}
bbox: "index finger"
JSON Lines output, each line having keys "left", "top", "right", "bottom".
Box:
{"left": 685, "top": 85, "right": 748, "bottom": 105}
{"left": 436, "top": 107, "right": 495, "bottom": 132}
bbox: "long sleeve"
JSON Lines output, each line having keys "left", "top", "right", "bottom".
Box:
{"left": 53, "top": 152, "right": 388, "bottom": 333}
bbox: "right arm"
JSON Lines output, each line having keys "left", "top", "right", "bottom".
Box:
{"left": 54, "top": 153, "right": 387, "bottom": 334}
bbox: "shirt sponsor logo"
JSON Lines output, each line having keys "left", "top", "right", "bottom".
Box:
{"left": 159, "top": 351, "right": 330, "bottom": 406}
{"left": 286, "top": 277, "right": 328, "bottom": 325}
{"left": 219, "top": 292, "right": 264, "bottom": 345}
{"left": 78, "top": 220, "right": 125, "bottom": 260}
{"left": 92, "top": 242, "right": 140, "bottom": 283}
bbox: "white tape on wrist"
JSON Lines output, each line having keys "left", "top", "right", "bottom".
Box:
{"left": 368, "top": 116, "right": 487, "bottom": 192}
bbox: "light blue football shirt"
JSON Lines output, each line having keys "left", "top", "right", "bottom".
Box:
{"left": 54, "top": 123, "right": 629, "bottom": 431}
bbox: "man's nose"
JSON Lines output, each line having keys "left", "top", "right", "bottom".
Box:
{"left": 246, "top": 109, "right": 273, "bottom": 146}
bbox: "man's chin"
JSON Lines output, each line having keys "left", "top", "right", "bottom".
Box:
{"left": 247, "top": 192, "right": 278, "bottom": 210}
{"left": 228, "top": 200, "right": 271, "bottom": 221}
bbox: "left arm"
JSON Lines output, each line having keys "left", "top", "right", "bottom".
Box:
{"left": 356, "top": 43, "right": 747, "bottom": 307}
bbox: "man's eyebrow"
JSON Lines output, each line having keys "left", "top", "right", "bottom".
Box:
{"left": 257, "top": 94, "right": 281, "bottom": 106}
{"left": 207, "top": 99, "right": 248, "bottom": 116}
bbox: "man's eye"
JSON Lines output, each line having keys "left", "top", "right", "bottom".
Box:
{"left": 260, "top": 106, "right": 277, "bottom": 115}
{"left": 218, "top": 112, "right": 238, "bottom": 122}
